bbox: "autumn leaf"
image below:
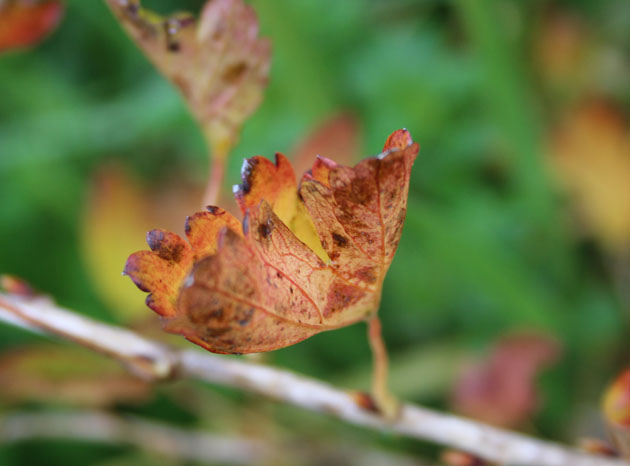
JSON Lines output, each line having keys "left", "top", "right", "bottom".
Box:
{"left": 451, "top": 332, "right": 561, "bottom": 428}
{"left": 549, "top": 102, "right": 630, "bottom": 252}
{"left": 602, "top": 369, "right": 630, "bottom": 459}
{"left": 125, "top": 129, "right": 418, "bottom": 355}
{"left": 105, "top": 0, "right": 270, "bottom": 158}
{"left": 0, "top": 0, "right": 63, "bottom": 53}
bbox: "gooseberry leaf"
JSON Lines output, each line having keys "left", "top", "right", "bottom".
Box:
{"left": 125, "top": 130, "right": 418, "bottom": 354}
{"left": 105, "top": 0, "right": 271, "bottom": 155}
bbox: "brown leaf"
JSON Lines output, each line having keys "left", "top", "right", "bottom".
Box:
{"left": 451, "top": 333, "right": 561, "bottom": 428}
{"left": 105, "top": 0, "right": 270, "bottom": 155}
{"left": 549, "top": 102, "right": 630, "bottom": 252}
{"left": 0, "top": 0, "right": 63, "bottom": 53}
{"left": 125, "top": 130, "right": 418, "bottom": 354}
{"left": 0, "top": 345, "right": 151, "bottom": 407}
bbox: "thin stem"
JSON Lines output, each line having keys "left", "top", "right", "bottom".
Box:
{"left": 201, "top": 134, "right": 231, "bottom": 208}
{"left": 367, "top": 316, "right": 399, "bottom": 419}
{"left": 202, "top": 154, "right": 226, "bottom": 207}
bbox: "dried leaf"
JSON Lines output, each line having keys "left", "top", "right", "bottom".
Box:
{"left": 0, "top": 0, "right": 63, "bottom": 52}
{"left": 0, "top": 345, "right": 151, "bottom": 407}
{"left": 105, "top": 0, "right": 270, "bottom": 155}
{"left": 549, "top": 102, "right": 630, "bottom": 252}
{"left": 451, "top": 333, "right": 561, "bottom": 428}
{"left": 125, "top": 130, "right": 418, "bottom": 354}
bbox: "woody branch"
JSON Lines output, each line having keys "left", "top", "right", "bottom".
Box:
{"left": 0, "top": 292, "right": 627, "bottom": 466}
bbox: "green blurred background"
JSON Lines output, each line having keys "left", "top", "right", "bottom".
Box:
{"left": 0, "top": 0, "right": 629, "bottom": 464}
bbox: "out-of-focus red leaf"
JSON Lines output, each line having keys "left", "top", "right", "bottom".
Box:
{"left": 0, "top": 0, "right": 63, "bottom": 53}
{"left": 105, "top": 0, "right": 270, "bottom": 157}
{"left": 451, "top": 333, "right": 561, "bottom": 428}
{"left": 125, "top": 130, "right": 418, "bottom": 354}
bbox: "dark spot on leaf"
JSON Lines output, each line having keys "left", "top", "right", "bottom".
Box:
{"left": 332, "top": 233, "right": 348, "bottom": 247}
{"left": 210, "top": 308, "right": 223, "bottom": 320}
{"left": 204, "top": 327, "right": 230, "bottom": 338}
{"left": 238, "top": 308, "right": 254, "bottom": 326}
{"left": 355, "top": 266, "right": 377, "bottom": 284}
{"left": 222, "top": 62, "right": 248, "bottom": 83}
{"left": 258, "top": 222, "right": 272, "bottom": 239}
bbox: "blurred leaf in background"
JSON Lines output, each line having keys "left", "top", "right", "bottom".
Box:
{"left": 450, "top": 332, "right": 561, "bottom": 428}
{"left": 0, "top": 0, "right": 64, "bottom": 53}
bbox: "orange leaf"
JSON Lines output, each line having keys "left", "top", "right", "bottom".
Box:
{"left": 125, "top": 130, "right": 419, "bottom": 354}
{"left": 0, "top": 0, "right": 63, "bottom": 52}
{"left": 105, "top": 0, "right": 270, "bottom": 155}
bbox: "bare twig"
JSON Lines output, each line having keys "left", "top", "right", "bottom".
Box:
{"left": 0, "top": 410, "right": 432, "bottom": 466}
{"left": 0, "top": 292, "right": 627, "bottom": 466}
